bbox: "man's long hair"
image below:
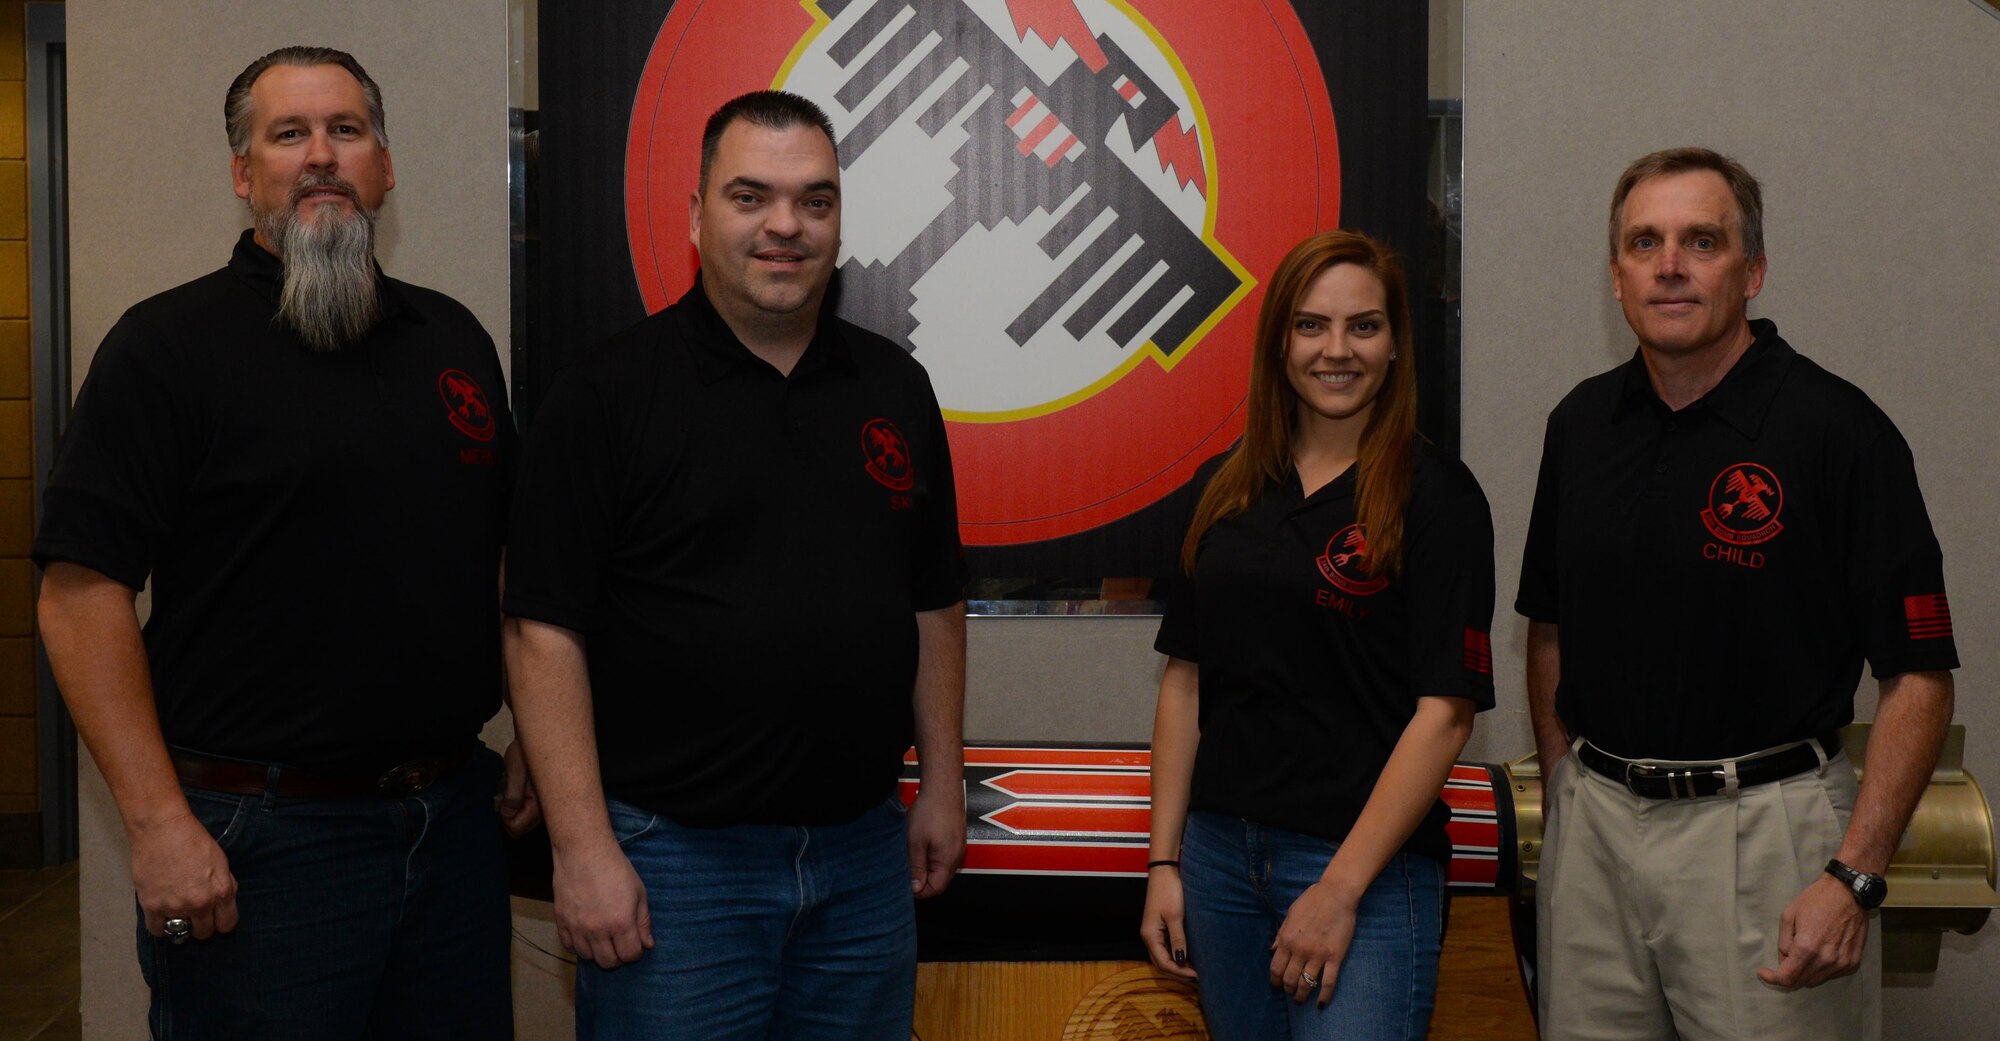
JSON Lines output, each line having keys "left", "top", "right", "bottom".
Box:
{"left": 1180, "top": 230, "right": 1419, "bottom": 576}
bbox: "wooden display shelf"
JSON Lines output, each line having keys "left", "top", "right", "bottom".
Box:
{"left": 912, "top": 894, "right": 1536, "bottom": 1040}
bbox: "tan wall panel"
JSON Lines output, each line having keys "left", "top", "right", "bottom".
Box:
{"left": 0, "top": 398, "right": 27, "bottom": 476}
{"left": 0, "top": 476, "right": 29, "bottom": 555}
{"left": 0, "top": 159, "right": 23, "bottom": 240}
{"left": 0, "top": 2, "right": 21, "bottom": 83}
{"left": 0, "top": 714, "right": 35, "bottom": 793}
{"left": 0, "top": 319, "right": 24, "bottom": 397}
{"left": 0, "top": 635, "right": 31, "bottom": 715}
{"left": 0, "top": 80, "right": 19, "bottom": 160}
{"left": 0, "top": 557, "right": 27, "bottom": 635}
{"left": 0, "top": 239, "right": 24, "bottom": 317}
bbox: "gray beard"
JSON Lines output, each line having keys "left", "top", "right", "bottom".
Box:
{"left": 257, "top": 198, "right": 381, "bottom": 352}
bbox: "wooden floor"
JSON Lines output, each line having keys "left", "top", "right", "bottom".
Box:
{"left": 0, "top": 862, "right": 79, "bottom": 1041}
{"left": 1434, "top": 895, "right": 1539, "bottom": 1040}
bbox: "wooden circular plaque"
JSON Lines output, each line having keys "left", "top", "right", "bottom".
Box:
{"left": 1060, "top": 966, "right": 1207, "bottom": 1040}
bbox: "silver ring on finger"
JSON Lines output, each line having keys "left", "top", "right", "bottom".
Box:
{"left": 163, "top": 917, "right": 193, "bottom": 944}
{"left": 1300, "top": 970, "right": 1319, "bottom": 988}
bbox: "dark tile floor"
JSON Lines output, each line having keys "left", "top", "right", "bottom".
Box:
{"left": 0, "top": 862, "right": 80, "bottom": 1041}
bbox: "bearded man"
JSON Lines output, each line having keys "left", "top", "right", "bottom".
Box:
{"left": 34, "top": 47, "right": 526, "bottom": 1040}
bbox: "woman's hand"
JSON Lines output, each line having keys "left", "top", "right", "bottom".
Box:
{"left": 1269, "top": 880, "right": 1358, "bottom": 1007}
{"left": 1140, "top": 866, "right": 1198, "bottom": 979}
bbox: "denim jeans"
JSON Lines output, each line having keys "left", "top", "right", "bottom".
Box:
{"left": 135, "top": 746, "right": 513, "bottom": 1041}
{"left": 1180, "top": 810, "right": 1445, "bottom": 1041}
{"left": 576, "top": 794, "right": 916, "bottom": 1041}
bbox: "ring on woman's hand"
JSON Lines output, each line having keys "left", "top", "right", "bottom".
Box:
{"left": 1299, "top": 970, "right": 1319, "bottom": 987}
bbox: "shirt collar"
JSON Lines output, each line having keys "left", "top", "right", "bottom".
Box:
{"left": 1276, "top": 461, "right": 1357, "bottom": 516}
{"left": 675, "top": 270, "right": 858, "bottom": 385}
{"left": 1613, "top": 318, "right": 1795, "bottom": 437}
{"left": 225, "top": 227, "right": 418, "bottom": 324}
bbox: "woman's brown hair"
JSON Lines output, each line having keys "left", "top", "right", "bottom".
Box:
{"left": 1180, "top": 230, "right": 1418, "bottom": 576}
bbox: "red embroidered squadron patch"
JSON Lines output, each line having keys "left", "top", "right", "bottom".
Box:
{"left": 437, "top": 369, "right": 496, "bottom": 442}
{"left": 1315, "top": 523, "right": 1388, "bottom": 597}
{"left": 861, "top": 418, "right": 915, "bottom": 491}
{"left": 1700, "top": 462, "right": 1784, "bottom": 546}
{"left": 1905, "top": 594, "right": 1953, "bottom": 640}
{"left": 1463, "top": 629, "right": 1492, "bottom": 676}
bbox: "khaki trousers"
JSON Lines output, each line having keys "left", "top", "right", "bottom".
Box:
{"left": 1536, "top": 748, "right": 1879, "bottom": 1041}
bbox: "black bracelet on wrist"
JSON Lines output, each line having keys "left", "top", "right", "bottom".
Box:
{"left": 1147, "top": 859, "right": 1181, "bottom": 870}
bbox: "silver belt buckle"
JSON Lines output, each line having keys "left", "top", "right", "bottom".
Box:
{"left": 1625, "top": 762, "right": 1727, "bottom": 799}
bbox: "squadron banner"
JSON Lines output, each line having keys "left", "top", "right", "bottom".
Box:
{"left": 535, "top": 0, "right": 1428, "bottom": 580}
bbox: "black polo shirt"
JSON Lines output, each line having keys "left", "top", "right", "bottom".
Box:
{"left": 1155, "top": 445, "right": 1496, "bottom": 862}
{"left": 1517, "top": 320, "right": 1957, "bottom": 761}
{"left": 503, "top": 276, "right": 967, "bottom": 826}
{"left": 32, "top": 230, "right": 516, "bottom": 774}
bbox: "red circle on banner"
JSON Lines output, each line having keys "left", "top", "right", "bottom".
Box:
{"left": 626, "top": 1, "right": 1339, "bottom": 545}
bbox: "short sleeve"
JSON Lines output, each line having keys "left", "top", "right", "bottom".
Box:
{"left": 1403, "top": 468, "right": 1497, "bottom": 707}
{"left": 1152, "top": 464, "right": 1213, "bottom": 662}
{"left": 31, "top": 315, "right": 205, "bottom": 588}
{"left": 471, "top": 335, "right": 520, "bottom": 539}
{"left": 1842, "top": 423, "right": 1958, "bottom": 678}
{"left": 908, "top": 380, "right": 968, "bottom": 611}
{"left": 500, "top": 367, "right": 628, "bottom": 632}
{"left": 1514, "top": 409, "right": 1564, "bottom": 622}
{"left": 1152, "top": 572, "right": 1199, "bottom": 661}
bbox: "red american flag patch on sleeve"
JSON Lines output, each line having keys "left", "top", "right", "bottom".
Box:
{"left": 1905, "top": 594, "right": 1953, "bottom": 640}
{"left": 1464, "top": 628, "right": 1493, "bottom": 675}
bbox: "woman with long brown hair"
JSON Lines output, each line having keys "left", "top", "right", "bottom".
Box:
{"left": 1139, "top": 231, "right": 1495, "bottom": 1040}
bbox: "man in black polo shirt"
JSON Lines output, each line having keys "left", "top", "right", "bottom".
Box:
{"left": 34, "top": 47, "right": 520, "bottom": 1038}
{"left": 1518, "top": 147, "right": 1956, "bottom": 1040}
{"left": 503, "top": 90, "right": 968, "bottom": 1040}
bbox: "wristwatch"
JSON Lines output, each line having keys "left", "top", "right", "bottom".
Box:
{"left": 1825, "top": 858, "right": 1888, "bottom": 910}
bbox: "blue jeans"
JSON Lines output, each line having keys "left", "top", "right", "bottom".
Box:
{"left": 136, "top": 746, "right": 513, "bottom": 1040}
{"left": 577, "top": 794, "right": 916, "bottom": 1041}
{"left": 1180, "top": 811, "right": 1445, "bottom": 1041}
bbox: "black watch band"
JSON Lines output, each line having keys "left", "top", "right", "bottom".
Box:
{"left": 1825, "top": 858, "right": 1888, "bottom": 910}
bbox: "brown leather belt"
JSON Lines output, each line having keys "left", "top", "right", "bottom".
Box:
{"left": 170, "top": 746, "right": 474, "bottom": 799}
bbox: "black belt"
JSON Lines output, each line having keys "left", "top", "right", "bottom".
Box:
{"left": 170, "top": 745, "right": 474, "bottom": 799}
{"left": 1577, "top": 731, "right": 1840, "bottom": 800}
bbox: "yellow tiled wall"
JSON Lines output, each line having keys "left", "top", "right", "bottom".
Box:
{"left": 0, "top": 0, "right": 36, "bottom": 818}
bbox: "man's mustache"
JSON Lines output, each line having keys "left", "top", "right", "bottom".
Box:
{"left": 288, "top": 173, "right": 359, "bottom": 208}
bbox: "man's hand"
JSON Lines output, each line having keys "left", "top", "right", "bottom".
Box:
{"left": 496, "top": 740, "right": 542, "bottom": 838}
{"left": 906, "top": 785, "right": 965, "bottom": 898}
{"left": 131, "top": 812, "right": 239, "bottom": 941}
{"left": 1269, "top": 881, "right": 1359, "bottom": 1008}
{"left": 1139, "top": 867, "right": 1197, "bottom": 979}
{"left": 40, "top": 562, "right": 238, "bottom": 941}
{"left": 1757, "top": 874, "right": 1868, "bottom": 989}
{"left": 552, "top": 839, "right": 654, "bottom": 970}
